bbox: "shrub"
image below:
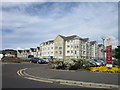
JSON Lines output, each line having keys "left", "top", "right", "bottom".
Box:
{"left": 113, "top": 59, "right": 120, "bottom": 67}
{"left": 68, "top": 59, "right": 90, "bottom": 70}
{"left": 48, "top": 60, "right": 67, "bottom": 69}
{"left": 49, "top": 59, "right": 91, "bottom": 70}
{"left": 89, "top": 66, "right": 120, "bottom": 73}
{"left": 12, "top": 60, "right": 21, "bottom": 63}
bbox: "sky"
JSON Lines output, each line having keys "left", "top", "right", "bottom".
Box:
{"left": 1, "top": 2, "right": 118, "bottom": 50}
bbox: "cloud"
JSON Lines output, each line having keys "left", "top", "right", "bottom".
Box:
{"left": 2, "top": 2, "right": 118, "bottom": 49}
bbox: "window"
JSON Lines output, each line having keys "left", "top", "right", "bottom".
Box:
{"left": 67, "top": 40, "right": 69, "bottom": 42}
{"left": 59, "top": 47, "right": 62, "bottom": 49}
{"left": 71, "top": 46, "right": 73, "bottom": 48}
{"left": 77, "top": 45, "right": 79, "bottom": 48}
{"left": 83, "top": 51, "right": 85, "bottom": 54}
{"left": 71, "top": 51, "right": 73, "bottom": 53}
{"left": 55, "top": 41, "right": 63, "bottom": 44}
{"left": 51, "top": 47, "right": 53, "bottom": 49}
{"left": 55, "top": 47, "right": 58, "bottom": 49}
{"left": 75, "top": 51, "right": 77, "bottom": 54}
{"left": 55, "top": 51, "right": 58, "bottom": 53}
{"left": 59, "top": 51, "right": 62, "bottom": 54}
{"left": 67, "top": 51, "right": 70, "bottom": 53}
{"left": 67, "top": 45, "right": 70, "bottom": 48}
{"left": 51, "top": 52, "right": 53, "bottom": 54}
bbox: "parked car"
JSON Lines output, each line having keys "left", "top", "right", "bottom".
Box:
{"left": 43, "top": 58, "right": 57, "bottom": 63}
{"left": 93, "top": 59, "right": 106, "bottom": 66}
{"left": 88, "top": 59, "right": 98, "bottom": 67}
{"left": 18, "top": 57, "right": 31, "bottom": 61}
{"left": 89, "top": 59, "right": 105, "bottom": 67}
{"left": 30, "top": 57, "right": 47, "bottom": 64}
{"left": 43, "top": 58, "right": 49, "bottom": 63}
{"left": 98, "top": 59, "right": 106, "bottom": 65}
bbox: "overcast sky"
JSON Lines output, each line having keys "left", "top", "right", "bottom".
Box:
{"left": 1, "top": 2, "right": 118, "bottom": 50}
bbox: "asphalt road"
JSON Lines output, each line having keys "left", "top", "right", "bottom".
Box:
{"left": 2, "top": 63, "right": 111, "bottom": 89}
{"left": 2, "top": 63, "right": 86, "bottom": 88}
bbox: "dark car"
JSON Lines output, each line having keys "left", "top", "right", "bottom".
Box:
{"left": 30, "top": 57, "right": 46, "bottom": 64}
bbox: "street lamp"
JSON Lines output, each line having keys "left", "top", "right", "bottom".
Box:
{"left": 101, "top": 36, "right": 106, "bottom": 60}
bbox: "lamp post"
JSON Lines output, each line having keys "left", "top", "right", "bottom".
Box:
{"left": 101, "top": 37, "right": 106, "bottom": 60}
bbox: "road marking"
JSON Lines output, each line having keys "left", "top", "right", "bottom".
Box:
{"left": 25, "top": 77, "right": 53, "bottom": 83}
{"left": 17, "top": 70, "right": 21, "bottom": 76}
{"left": 17, "top": 68, "right": 120, "bottom": 89}
{"left": 17, "top": 68, "right": 28, "bottom": 76}
{"left": 19, "top": 70, "right": 24, "bottom": 76}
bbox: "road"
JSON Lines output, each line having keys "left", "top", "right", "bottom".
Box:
{"left": 2, "top": 63, "right": 111, "bottom": 89}
{"left": 2, "top": 63, "right": 86, "bottom": 88}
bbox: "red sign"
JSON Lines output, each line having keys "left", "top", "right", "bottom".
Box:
{"left": 106, "top": 45, "right": 112, "bottom": 65}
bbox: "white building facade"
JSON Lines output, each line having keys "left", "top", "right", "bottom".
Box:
{"left": 17, "top": 35, "right": 104, "bottom": 60}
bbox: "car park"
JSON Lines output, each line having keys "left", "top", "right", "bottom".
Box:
{"left": 30, "top": 57, "right": 47, "bottom": 64}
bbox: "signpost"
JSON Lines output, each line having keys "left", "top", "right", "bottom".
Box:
{"left": 106, "top": 38, "right": 112, "bottom": 67}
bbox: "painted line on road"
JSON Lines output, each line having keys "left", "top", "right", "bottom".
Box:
{"left": 24, "top": 77, "right": 53, "bottom": 83}
{"left": 17, "top": 70, "right": 22, "bottom": 76}
{"left": 22, "top": 70, "right": 104, "bottom": 89}
{"left": 17, "top": 68, "right": 120, "bottom": 89}
{"left": 17, "top": 68, "right": 28, "bottom": 76}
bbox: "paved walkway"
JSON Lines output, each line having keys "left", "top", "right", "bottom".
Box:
{"left": 25, "top": 64, "right": 119, "bottom": 85}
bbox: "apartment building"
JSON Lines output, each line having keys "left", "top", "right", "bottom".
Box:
{"left": 17, "top": 35, "right": 103, "bottom": 60}
{"left": 90, "top": 41, "right": 99, "bottom": 59}
{"left": 29, "top": 48, "right": 37, "bottom": 57}
{"left": 36, "top": 47, "right": 41, "bottom": 58}
{"left": 98, "top": 44, "right": 103, "bottom": 59}
{"left": 65, "top": 35, "right": 81, "bottom": 59}
{"left": 17, "top": 50, "right": 30, "bottom": 58}
{"left": 41, "top": 40, "right": 54, "bottom": 58}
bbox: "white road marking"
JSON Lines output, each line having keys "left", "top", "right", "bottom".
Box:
{"left": 16, "top": 68, "right": 120, "bottom": 89}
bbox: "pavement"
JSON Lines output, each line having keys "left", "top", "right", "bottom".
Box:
{"left": 17, "top": 64, "right": 120, "bottom": 89}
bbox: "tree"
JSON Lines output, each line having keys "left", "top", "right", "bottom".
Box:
{"left": 2, "top": 49, "right": 17, "bottom": 57}
{"left": 114, "top": 46, "right": 120, "bottom": 60}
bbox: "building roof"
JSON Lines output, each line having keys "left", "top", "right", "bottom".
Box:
{"left": 18, "top": 50, "right": 23, "bottom": 53}
{"left": 58, "top": 35, "right": 90, "bottom": 42}
{"left": 98, "top": 44, "right": 103, "bottom": 47}
{"left": 59, "top": 35, "right": 78, "bottom": 40}
{"left": 30, "top": 48, "right": 36, "bottom": 52}
{"left": 24, "top": 50, "right": 30, "bottom": 52}
{"left": 37, "top": 47, "right": 40, "bottom": 50}
{"left": 90, "top": 41, "right": 97, "bottom": 44}
{"left": 82, "top": 38, "right": 89, "bottom": 41}
{"left": 43, "top": 40, "right": 54, "bottom": 45}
